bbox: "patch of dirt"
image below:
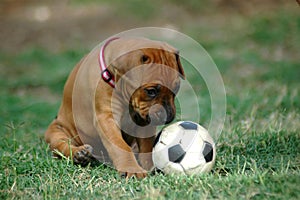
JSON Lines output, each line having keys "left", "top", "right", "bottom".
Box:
{"left": 0, "top": 0, "right": 123, "bottom": 52}
{"left": 0, "top": 0, "right": 295, "bottom": 53}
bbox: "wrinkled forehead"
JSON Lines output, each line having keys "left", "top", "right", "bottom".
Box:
{"left": 121, "top": 38, "right": 177, "bottom": 52}
{"left": 106, "top": 38, "right": 178, "bottom": 62}
{"left": 124, "top": 63, "right": 181, "bottom": 89}
{"left": 141, "top": 47, "right": 178, "bottom": 61}
{"left": 108, "top": 38, "right": 181, "bottom": 90}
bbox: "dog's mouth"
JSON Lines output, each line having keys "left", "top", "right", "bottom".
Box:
{"left": 129, "top": 104, "right": 175, "bottom": 127}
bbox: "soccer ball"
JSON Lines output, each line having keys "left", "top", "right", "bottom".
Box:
{"left": 152, "top": 121, "right": 216, "bottom": 175}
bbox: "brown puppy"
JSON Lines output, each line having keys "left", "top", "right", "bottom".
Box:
{"left": 45, "top": 37, "right": 185, "bottom": 178}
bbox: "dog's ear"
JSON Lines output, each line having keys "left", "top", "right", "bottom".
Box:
{"left": 175, "top": 52, "right": 185, "bottom": 79}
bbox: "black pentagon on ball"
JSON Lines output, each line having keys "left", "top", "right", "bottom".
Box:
{"left": 179, "top": 121, "right": 198, "bottom": 130}
{"left": 202, "top": 142, "right": 214, "bottom": 162}
{"left": 168, "top": 144, "right": 186, "bottom": 163}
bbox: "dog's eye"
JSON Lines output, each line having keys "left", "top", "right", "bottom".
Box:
{"left": 141, "top": 55, "right": 150, "bottom": 64}
{"left": 144, "top": 87, "right": 158, "bottom": 99}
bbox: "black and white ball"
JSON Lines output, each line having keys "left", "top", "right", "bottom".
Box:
{"left": 152, "top": 121, "right": 216, "bottom": 175}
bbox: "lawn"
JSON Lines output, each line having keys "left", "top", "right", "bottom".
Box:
{"left": 1, "top": 0, "right": 299, "bottom": 199}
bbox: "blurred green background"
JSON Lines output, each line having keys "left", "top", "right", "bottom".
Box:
{"left": 0, "top": 0, "right": 299, "bottom": 199}
{"left": 1, "top": 0, "right": 299, "bottom": 128}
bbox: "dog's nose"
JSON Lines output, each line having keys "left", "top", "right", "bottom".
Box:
{"left": 148, "top": 104, "right": 175, "bottom": 125}
{"left": 156, "top": 110, "right": 167, "bottom": 123}
{"left": 148, "top": 104, "right": 167, "bottom": 125}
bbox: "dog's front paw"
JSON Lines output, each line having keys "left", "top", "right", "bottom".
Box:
{"left": 73, "top": 144, "right": 95, "bottom": 166}
{"left": 118, "top": 165, "right": 148, "bottom": 179}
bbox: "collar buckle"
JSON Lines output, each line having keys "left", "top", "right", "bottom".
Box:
{"left": 99, "top": 37, "right": 119, "bottom": 88}
{"left": 101, "top": 68, "right": 113, "bottom": 83}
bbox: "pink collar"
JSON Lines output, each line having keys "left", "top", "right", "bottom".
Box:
{"left": 99, "top": 37, "right": 119, "bottom": 88}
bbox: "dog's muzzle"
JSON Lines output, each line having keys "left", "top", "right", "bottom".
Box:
{"left": 148, "top": 104, "right": 175, "bottom": 125}
{"left": 129, "top": 103, "right": 175, "bottom": 127}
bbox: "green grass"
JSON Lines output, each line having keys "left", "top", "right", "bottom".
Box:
{"left": 1, "top": 1, "right": 300, "bottom": 199}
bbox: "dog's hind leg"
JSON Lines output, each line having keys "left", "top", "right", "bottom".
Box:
{"left": 45, "top": 120, "right": 94, "bottom": 166}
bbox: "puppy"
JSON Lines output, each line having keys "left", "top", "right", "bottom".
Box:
{"left": 45, "top": 37, "right": 185, "bottom": 178}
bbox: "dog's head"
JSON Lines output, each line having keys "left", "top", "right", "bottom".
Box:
{"left": 129, "top": 83, "right": 178, "bottom": 126}
{"left": 106, "top": 38, "right": 185, "bottom": 126}
{"left": 128, "top": 48, "right": 184, "bottom": 126}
